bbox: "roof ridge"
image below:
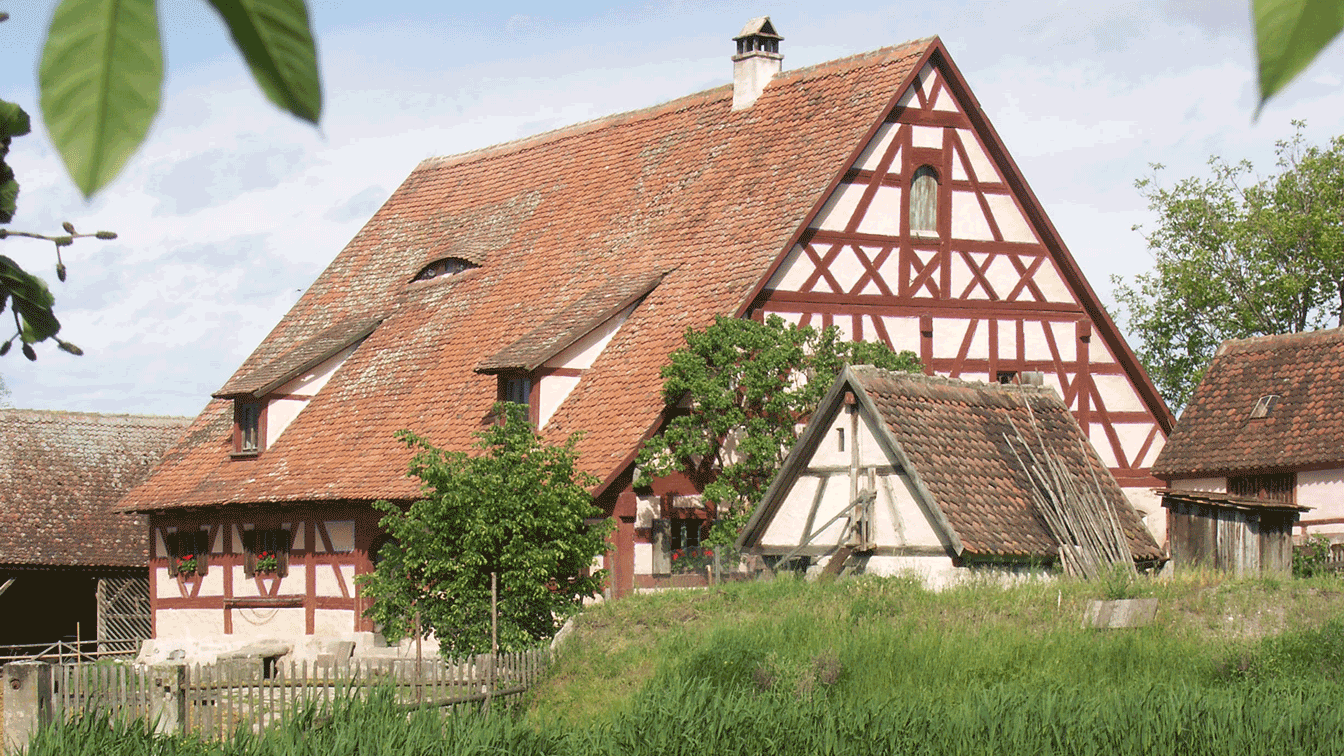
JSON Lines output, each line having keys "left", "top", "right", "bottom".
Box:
{"left": 1217, "top": 325, "right": 1344, "bottom": 355}
{"left": 0, "top": 408, "right": 192, "bottom": 422}
{"left": 849, "top": 364, "right": 1058, "bottom": 397}
{"left": 417, "top": 37, "right": 934, "bottom": 174}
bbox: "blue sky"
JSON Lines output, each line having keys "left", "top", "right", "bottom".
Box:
{"left": 2, "top": 0, "right": 1343, "bottom": 416}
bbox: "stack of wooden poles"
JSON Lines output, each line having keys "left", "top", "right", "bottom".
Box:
{"left": 1003, "top": 410, "right": 1134, "bottom": 580}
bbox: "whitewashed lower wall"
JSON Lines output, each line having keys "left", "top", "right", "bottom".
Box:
{"left": 1298, "top": 468, "right": 1344, "bottom": 533}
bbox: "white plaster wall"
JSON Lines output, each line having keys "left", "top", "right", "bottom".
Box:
{"left": 313, "top": 609, "right": 354, "bottom": 637}
{"left": 196, "top": 567, "right": 225, "bottom": 597}
{"left": 315, "top": 565, "right": 346, "bottom": 598}
{"left": 881, "top": 316, "right": 920, "bottom": 352}
{"left": 951, "top": 191, "right": 992, "bottom": 240}
{"left": 955, "top": 129, "right": 998, "bottom": 183}
{"left": 634, "top": 542, "right": 653, "bottom": 576}
{"left": 635, "top": 495, "right": 658, "bottom": 530}
{"left": 155, "top": 567, "right": 177, "bottom": 599}
{"left": 810, "top": 472, "right": 859, "bottom": 544}
{"left": 538, "top": 374, "right": 581, "bottom": 428}
{"left": 1298, "top": 468, "right": 1344, "bottom": 527}
{"left": 932, "top": 319, "right": 972, "bottom": 359}
{"left": 230, "top": 607, "right": 306, "bottom": 639}
{"left": 155, "top": 609, "right": 223, "bottom": 639}
{"left": 911, "top": 125, "right": 942, "bottom": 149}
{"left": 931, "top": 88, "right": 958, "bottom": 113}
{"left": 879, "top": 471, "right": 946, "bottom": 548}
{"left": 546, "top": 302, "right": 636, "bottom": 370}
{"left": 995, "top": 319, "right": 1018, "bottom": 359}
{"left": 232, "top": 565, "right": 261, "bottom": 597}
{"left": 1093, "top": 375, "right": 1147, "bottom": 414}
{"left": 1032, "top": 259, "right": 1074, "bottom": 303}
{"left": 1021, "top": 321, "right": 1052, "bottom": 362}
{"left": 828, "top": 248, "right": 866, "bottom": 293}
{"left": 852, "top": 555, "right": 960, "bottom": 589}
{"left": 765, "top": 245, "right": 808, "bottom": 291}
{"left": 811, "top": 183, "right": 864, "bottom": 231}
{"left": 984, "top": 195, "right": 1036, "bottom": 243}
{"left": 1170, "top": 477, "right": 1226, "bottom": 493}
{"left": 266, "top": 343, "right": 359, "bottom": 447}
{"left": 1112, "top": 423, "right": 1157, "bottom": 468}
{"left": 854, "top": 123, "right": 897, "bottom": 172}
{"left": 1123, "top": 487, "right": 1166, "bottom": 547}
{"left": 761, "top": 475, "right": 823, "bottom": 547}
{"left": 1088, "top": 424, "right": 1119, "bottom": 468}
{"left": 857, "top": 187, "right": 902, "bottom": 236}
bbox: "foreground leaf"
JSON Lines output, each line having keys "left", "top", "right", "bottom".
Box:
{"left": 207, "top": 0, "right": 322, "bottom": 123}
{"left": 39, "top": 0, "right": 163, "bottom": 197}
{"left": 0, "top": 255, "right": 60, "bottom": 345}
{"left": 1254, "top": 0, "right": 1344, "bottom": 110}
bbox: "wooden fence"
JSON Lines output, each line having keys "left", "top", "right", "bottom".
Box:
{"left": 6, "top": 649, "right": 549, "bottom": 744}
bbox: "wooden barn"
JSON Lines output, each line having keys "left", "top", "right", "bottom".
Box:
{"left": 118, "top": 18, "right": 1174, "bottom": 657}
{"left": 0, "top": 410, "right": 188, "bottom": 656}
{"left": 736, "top": 366, "right": 1163, "bottom": 584}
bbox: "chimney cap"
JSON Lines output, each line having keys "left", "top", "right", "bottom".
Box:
{"left": 733, "top": 16, "right": 783, "bottom": 42}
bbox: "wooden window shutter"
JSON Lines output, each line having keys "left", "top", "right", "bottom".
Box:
{"left": 278, "top": 528, "right": 292, "bottom": 578}
{"left": 651, "top": 519, "right": 670, "bottom": 575}
{"left": 165, "top": 530, "right": 179, "bottom": 577}
{"left": 242, "top": 529, "right": 257, "bottom": 578}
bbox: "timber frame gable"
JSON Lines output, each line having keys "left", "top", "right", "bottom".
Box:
{"left": 739, "top": 41, "right": 1174, "bottom": 498}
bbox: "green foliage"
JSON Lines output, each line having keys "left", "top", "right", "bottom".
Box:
{"left": 360, "top": 403, "right": 611, "bottom": 656}
{"left": 1293, "top": 535, "right": 1334, "bottom": 577}
{"left": 636, "top": 315, "right": 919, "bottom": 546}
{"left": 206, "top": 0, "right": 323, "bottom": 124}
{"left": 1114, "top": 124, "right": 1344, "bottom": 409}
{"left": 39, "top": 0, "right": 164, "bottom": 199}
{"left": 1254, "top": 0, "right": 1344, "bottom": 111}
{"left": 36, "top": 0, "right": 321, "bottom": 198}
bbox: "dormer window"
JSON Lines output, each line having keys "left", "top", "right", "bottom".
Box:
{"left": 910, "top": 165, "right": 939, "bottom": 235}
{"left": 499, "top": 374, "right": 537, "bottom": 423}
{"left": 413, "top": 257, "right": 476, "bottom": 282}
{"left": 233, "top": 400, "right": 264, "bottom": 456}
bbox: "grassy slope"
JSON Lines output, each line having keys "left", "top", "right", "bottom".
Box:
{"left": 531, "top": 572, "right": 1344, "bottom": 724}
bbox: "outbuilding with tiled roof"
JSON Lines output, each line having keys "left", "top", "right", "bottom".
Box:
{"left": 1153, "top": 327, "right": 1344, "bottom": 544}
{"left": 0, "top": 409, "right": 188, "bottom": 654}
{"left": 736, "top": 367, "right": 1163, "bottom": 584}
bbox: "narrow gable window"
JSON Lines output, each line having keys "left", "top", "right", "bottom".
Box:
{"left": 910, "top": 165, "right": 939, "bottom": 235}
{"left": 233, "top": 400, "right": 264, "bottom": 456}
{"left": 499, "top": 374, "right": 536, "bottom": 422}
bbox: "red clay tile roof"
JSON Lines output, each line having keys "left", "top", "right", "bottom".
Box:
{"left": 476, "top": 270, "right": 666, "bottom": 373}
{"left": 849, "top": 367, "right": 1161, "bottom": 560}
{"left": 1153, "top": 328, "right": 1344, "bottom": 478}
{"left": 0, "top": 410, "right": 190, "bottom": 567}
{"left": 215, "top": 317, "right": 382, "bottom": 398}
{"left": 118, "top": 38, "right": 938, "bottom": 513}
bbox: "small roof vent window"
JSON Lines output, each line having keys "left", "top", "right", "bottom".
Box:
{"left": 413, "top": 257, "right": 476, "bottom": 282}
{"left": 1249, "top": 394, "right": 1280, "bottom": 420}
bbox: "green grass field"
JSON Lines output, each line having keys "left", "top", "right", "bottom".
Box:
{"left": 27, "top": 573, "right": 1344, "bottom": 755}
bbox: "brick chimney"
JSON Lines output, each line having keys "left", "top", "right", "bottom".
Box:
{"left": 732, "top": 17, "right": 783, "bottom": 110}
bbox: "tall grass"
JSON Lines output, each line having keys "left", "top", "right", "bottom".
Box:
{"left": 26, "top": 575, "right": 1344, "bottom": 755}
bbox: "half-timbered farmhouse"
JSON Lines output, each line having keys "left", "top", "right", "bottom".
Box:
{"left": 736, "top": 366, "right": 1163, "bottom": 584}
{"left": 1153, "top": 328, "right": 1344, "bottom": 566}
{"left": 119, "top": 19, "right": 1173, "bottom": 656}
{"left": 0, "top": 410, "right": 188, "bottom": 655}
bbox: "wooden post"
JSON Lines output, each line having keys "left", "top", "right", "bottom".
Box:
{"left": 414, "top": 607, "right": 422, "bottom": 704}
{"left": 486, "top": 571, "right": 498, "bottom": 713}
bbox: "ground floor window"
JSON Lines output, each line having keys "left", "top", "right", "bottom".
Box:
{"left": 167, "top": 529, "right": 210, "bottom": 577}
{"left": 242, "top": 528, "right": 291, "bottom": 577}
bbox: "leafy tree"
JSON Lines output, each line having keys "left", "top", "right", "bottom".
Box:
{"left": 636, "top": 315, "right": 920, "bottom": 547}
{"left": 360, "top": 403, "right": 610, "bottom": 656}
{"left": 1114, "top": 123, "right": 1344, "bottom": 410}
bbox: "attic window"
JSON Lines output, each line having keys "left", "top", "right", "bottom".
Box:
{"left": 910, "top": 166, "right": 939, "bottom": 235}
{"left": 233, "top": 400, "right": 265, "bottom": 456}
{"left": 413, "top": 257, "right": 476, "bottom": 282}
{"left": 499, "top": 374, "right": 537, "bottom": 423}
{"left": 1249, "top": 394, "right": 1280, "bottom": 420}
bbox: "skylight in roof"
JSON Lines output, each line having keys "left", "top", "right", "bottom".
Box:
{"left": 413, "top": 257, "right": 477, "bottom": 282}
{"left": 1248, "top": 394, "right": 1280, "bottom": 420}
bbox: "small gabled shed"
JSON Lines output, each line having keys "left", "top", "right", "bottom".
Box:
{"left": 737, "top": 367, "right": 1163, "bottom": 585}
{"left": 1160, "top": 490, "right": 1303, "bottom": 576}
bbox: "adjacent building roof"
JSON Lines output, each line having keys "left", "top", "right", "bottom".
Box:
{"left": 741, "top": 367, "right": 1163, "bottom": 561}
{"left": 118, "top": 37, "right": 938, "bottom": 512}
{"left": 1153, "top": 328, "right": 1344, "bottom": 478}
{"left": 0, "top": 410, "right": 190, "bottom": 568}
